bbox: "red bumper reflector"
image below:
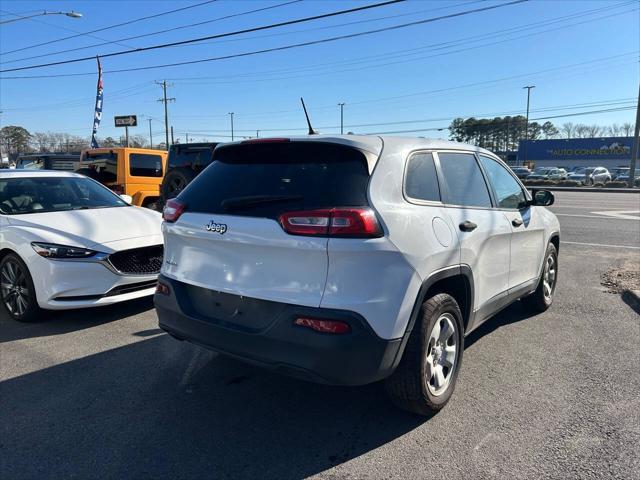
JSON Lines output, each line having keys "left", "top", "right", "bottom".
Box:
{"left": 156, "top": 282, "right": 170, "bottom": 296}
{"left": 294, "top": 317, "right": 351, "bottom": 334}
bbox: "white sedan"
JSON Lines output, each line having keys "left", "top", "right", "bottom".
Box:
{"left": 0, "top": 170, "right": 163, "bottom": 322}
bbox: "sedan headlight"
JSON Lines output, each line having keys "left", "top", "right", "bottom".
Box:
{"left": 31, "top": 242, "right": 97, "bottom": 259}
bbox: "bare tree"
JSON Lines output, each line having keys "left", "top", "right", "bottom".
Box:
{"left": 31, "top": 132, "right": 49, "bottom": 152}
{"left": 584, "top": 124, "right": 603, "bottom": 138}
{"left": 574, "top": 124, "right": 589, "bottom": 138}
{"left": 561, "top": 122, "right": 575, "bottom": 138}
{"left": 621, "top": 122, "right": 635, "bottom": 136}
{"left": 608, "top": 123, "right": 622, "bottom": 136}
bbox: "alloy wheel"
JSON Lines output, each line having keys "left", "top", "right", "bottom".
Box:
{"left": 425, "top": 313, "right": 458, "bottom": 396}
{"left": 0, "top": 259, "right": 30, "bottom": 317}
{"left": 543, "top": 254, "right": 557, "bottom": 301}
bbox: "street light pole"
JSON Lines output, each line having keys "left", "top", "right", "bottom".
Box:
{"left": 522, "top": 85, "right": 535, "bottom": 165}
{"left": 148, "top": 118, "right": 153, "bottom": 148}
{"left": 229, "top": 112, "right": 235, "bottom": 141}
{"left": 0, "top": 10, "right": 82, "bottom": 24}
{"left": 628, "top": 83, "right": 640, "bottom": 187}
{"left": 338, "top": 102, "right": 345, "bottom": 134}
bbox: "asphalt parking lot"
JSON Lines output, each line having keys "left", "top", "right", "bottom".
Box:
{"left": 1, "top": 191, "right": 638, "bottom": 480}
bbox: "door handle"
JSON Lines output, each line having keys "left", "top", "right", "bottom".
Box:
{"left": 459, "top": 220, "right": 477, "bottom": 232}
{"left": 512, "top": 218, "right": 524, "bottom": 227}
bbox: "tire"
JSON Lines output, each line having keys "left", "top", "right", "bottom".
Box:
{"left": 161, "top": 168, "right": 196, "bottom": 203}
{"left": 522, "top": 242, "right": 558, "bottom": 313}
{"left": 385, "top": 293, "right": 464, "bottom": 416}
{"left": 0, "top": 253, "right": 43, "bottom": 322}
{"left": 142, "top": 198, "right": 159, "bottom": 212}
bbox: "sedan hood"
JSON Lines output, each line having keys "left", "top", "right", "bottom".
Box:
{"left": 8, "top": 206, "right": 163, "bottom": 250}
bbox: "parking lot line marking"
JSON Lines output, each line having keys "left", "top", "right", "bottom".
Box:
{"left": 590, "top": 210, "right": 640, "bottom": 221}
{"left": 562, "top": 241, "right": 640, "bottom": 250}
{"left": 555, "top": 213, "right": 627, "bottom": 219}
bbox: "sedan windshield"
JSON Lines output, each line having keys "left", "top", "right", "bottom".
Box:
{"left": 571, "top": 168, "right": 587, "bottom": 174}
{"left": 0, "top": 176, "right": 128, "bottom": 215}
{"left": 533, "top": 168, "right": 551, "bottom": 174}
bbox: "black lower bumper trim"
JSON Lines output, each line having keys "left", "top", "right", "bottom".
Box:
{"left": 154, "top": 275, "right": 401, "bottom": 386}
{"left": 54, "top": 280, "right": 157, "bottom": 301}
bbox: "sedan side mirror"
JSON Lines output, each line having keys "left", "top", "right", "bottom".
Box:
{"left": 119, "top": 194, "right": 133, "bottom": 204}
{"left": 531, "top": 190, "right": 554, "bottom": 206}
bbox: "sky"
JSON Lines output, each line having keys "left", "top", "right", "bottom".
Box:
{"left": 0, "top": 0, "right": 638, "bottom": 145}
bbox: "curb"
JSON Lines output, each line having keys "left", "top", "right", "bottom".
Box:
{"left": 524, "top": 186, "right": 640, "bottom": 193}
{"left": 621, "top": 290, "right": 640, "bottom": 315}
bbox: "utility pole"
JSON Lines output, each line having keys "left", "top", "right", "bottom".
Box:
{"left": 148, "top": 118, "right": 153, "bottom": 148}
{"left": 171, "top": 126, "right": 175, "bottom": 145}
{"left": 338, "top": 102, "right": 345, "bottom": 135}
{"left": 256, "top": 130, "right": 259, "bottom": 138}
{"left": 186, "top": 133, "right": 189, "bottom": 144}
{"left": 156, "top": 80, "right": 175, "bottom": 148}
{"left": 628, "top": 83, "right": 640, "bottom": 187}
{"left": 229, "top": 112, "right": 235, "bottom": 141}
{"left": 522, "top": 85, "right": 535, "bottom": 165}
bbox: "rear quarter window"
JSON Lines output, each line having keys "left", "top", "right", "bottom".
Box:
{"left": 168, "top": 145, "right": 216, "bottom": 170}
{"left": 179, "top": 142, "right": 370, "bottom": 219}
{"left": 404, "top": 152, "right": 440, "bottom": 202}
{"left": 129, "top": 153, "right": 163, "bottom": 177}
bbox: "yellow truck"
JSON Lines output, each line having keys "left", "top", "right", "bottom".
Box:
{"left": 77, "top": 147, "right": 168, "bottom": 210}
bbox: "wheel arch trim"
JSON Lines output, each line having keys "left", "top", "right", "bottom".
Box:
{"left": 389, "top": 265, "right": 474, "bottom": 372}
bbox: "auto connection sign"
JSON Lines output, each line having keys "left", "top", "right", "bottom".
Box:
{"left": 518, "top": 136, "right": 632, "bottom": 161}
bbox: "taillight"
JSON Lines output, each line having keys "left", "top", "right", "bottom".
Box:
{"left": 110, "top": 184, "right": 125, "bottom": 194}
{"left": 156, "top": 282, "right": 170, "bottom": 296}
{"left": 294, "top": 317, "right": 351, "bottom": 334}
{"left": 279, "top": 208, "right": 382, "bottom": 238}
{"left": 163, "top": 199, "right": 186, "bottom": 223}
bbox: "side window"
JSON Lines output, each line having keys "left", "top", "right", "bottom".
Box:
{"left": 479, "top": 155, "right": 527, "bottom": 209}
{"left": 404, "top": 152, "right": 440, "bottom": 202}
{"left": 129, "top": 154, "right": 163, "bottom": 177}
{"left": 437, "top": 152, "right": 492, "bottom": 208}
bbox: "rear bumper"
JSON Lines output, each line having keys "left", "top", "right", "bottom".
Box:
{"left": 154, "top": 275, "right": 402, "bottom": 386}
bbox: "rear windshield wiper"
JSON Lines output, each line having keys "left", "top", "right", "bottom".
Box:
{"left": 221, "top": 195, "right": 303, "bottom": 211}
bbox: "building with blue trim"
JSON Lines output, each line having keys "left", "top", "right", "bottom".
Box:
{"left": 517, "top": 137, "right": 633, "bottom": 169}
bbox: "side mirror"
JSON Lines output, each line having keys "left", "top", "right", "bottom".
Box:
{"left": 119, "top": 194, "right": 133, "bottom": 204}
{"left": 531, "top": 190, "right": 554, "bottom": 206}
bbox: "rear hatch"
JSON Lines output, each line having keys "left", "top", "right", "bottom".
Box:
{"left": 161, "top": 140, "right": 373, "bottom": 309}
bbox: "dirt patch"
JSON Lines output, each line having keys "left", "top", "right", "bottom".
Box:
{"left": 601, "top": 263, "right": 640, "bottom": 294}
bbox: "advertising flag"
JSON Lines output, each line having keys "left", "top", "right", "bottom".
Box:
{"left": 90, "top": 56, "right": 103, "bottom": 149}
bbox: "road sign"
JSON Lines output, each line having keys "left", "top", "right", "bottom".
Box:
{"left": 114, "top": 115, "right": 137, "bottom": 127}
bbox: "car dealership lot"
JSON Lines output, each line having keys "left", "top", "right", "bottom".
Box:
{"left": 1, "top": 191, "right": 638, "bottom": 480}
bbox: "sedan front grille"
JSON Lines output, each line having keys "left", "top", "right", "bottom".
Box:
{"left": 108, "top": 245, "right": 163, "bottom": 275}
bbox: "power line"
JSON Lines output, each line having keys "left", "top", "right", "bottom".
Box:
{"left": 362, "top": 107, "right": 637, "bottom": 135}
{"left": 0, "top": 0, "right": 304, "bottom": 65}
{"left": 0, "top": 0, "right": 219, "bottom": 56}
{"left": 164, "top": 101, "right": 637, "bottom": 136}
{"left": 0, "top": 9, "right": 136, "bottom": 50}
{"left": 0, "top": 0, "right": 530, "bottom": 74}
{"left": 160, "top": 5, "right": 636, "bottom": 92}
{"left": 0, "top": 0, "right": 407, "bottom": 72}
{"left": 164, "top": 1, "right": 627, "bottom": 81}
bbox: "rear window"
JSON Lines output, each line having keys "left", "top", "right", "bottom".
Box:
{"left": 168, "top": 144, "right": 216, "bottom": 170}
{"left": 17, "top": 157, "right": 45, "bottom": 169}
{"left": 81, "top": 152, "right": 118, "bottom": 183}
{"left": 130, "top": 153, "right": 163, "bottom": 177}
{"left": 179, "top": 142, "right": 370, "bottom": 218}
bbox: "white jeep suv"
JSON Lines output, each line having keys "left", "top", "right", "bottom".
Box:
{"left": 155, "top": 136, "right": 560, "bottom": 415}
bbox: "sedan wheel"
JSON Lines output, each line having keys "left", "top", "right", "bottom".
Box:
{"left": 0, "top": 254, "right": 42, "bottom": 322}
